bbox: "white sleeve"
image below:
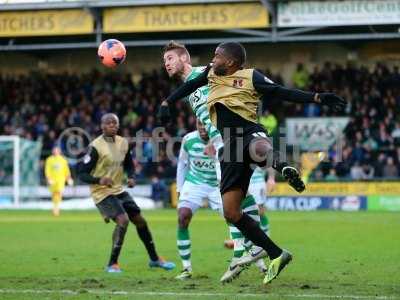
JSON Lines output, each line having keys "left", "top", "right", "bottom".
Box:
{"left": 210, "top": 134, "right": 224, "bottom": 153}
{"left": 210, "top": 135, "right": 223, "bottom": 184}
{"left": 176, "top": 140, "right": 189, "bottom": 192}
{"left": 215, "top": 159, "right": 221, "bottom": 183}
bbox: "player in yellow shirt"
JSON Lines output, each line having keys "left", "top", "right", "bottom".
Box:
{"left": 45, "top": 146, "right": 73, "bottom": 216}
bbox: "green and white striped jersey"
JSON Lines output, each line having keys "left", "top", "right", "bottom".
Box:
{"left": 177, "top": 131, "right": 218, "bottom": 190}
{"left": 185, "top": 66, "right": 221, "bottom": 142}
{"left": 250, "top": 167, "right": 266, "bottom": 184}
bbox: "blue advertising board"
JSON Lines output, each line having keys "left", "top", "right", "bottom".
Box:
{"left": 265, "top": 196, "right": 367, "bottom": 211}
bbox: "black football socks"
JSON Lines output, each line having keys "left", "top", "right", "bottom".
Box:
{"left": 234, "top": 213, "right": 282, "bottom": 260}
{"left": 108, "top": 224, "right": 128, "bottom": 266}
{"left": 136, "top": 225, "right": 159, "bottom": 261}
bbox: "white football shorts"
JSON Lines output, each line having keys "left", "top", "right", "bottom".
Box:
{"left": 178, "top": 181, "right": 222, "bottom": 214}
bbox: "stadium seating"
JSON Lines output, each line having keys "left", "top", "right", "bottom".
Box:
{"left": 1, "top": 62, "right": 399, "bottom": 181}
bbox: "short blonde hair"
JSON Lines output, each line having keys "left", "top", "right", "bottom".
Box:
{"left": 163, "top": 40, "right": 190, "bottom": 62}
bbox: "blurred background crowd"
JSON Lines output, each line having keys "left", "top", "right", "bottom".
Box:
{"left": 1, "top": 61, "right": 399, "bottom": 186}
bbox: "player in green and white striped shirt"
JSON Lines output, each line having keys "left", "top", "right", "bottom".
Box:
{"left": 163, "top": 42, "right": 223, "bottom": 152}
{"left": 163, "top": 41, "right": 265, "bottom": 282}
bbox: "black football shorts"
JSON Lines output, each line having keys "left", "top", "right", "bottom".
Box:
{"left": 219, "top": 123, "right": 271, "bottom": 195}
{"left": 96, "top": 191, "right": 141, "bottom": 220}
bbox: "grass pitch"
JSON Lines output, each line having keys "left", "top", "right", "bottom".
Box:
{"left": 0, "top": 209, "right": 399, "bottom": 300}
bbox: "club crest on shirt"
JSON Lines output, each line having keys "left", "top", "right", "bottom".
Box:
{"left": 233, "top": 79, "right": 243, "bottom": 88}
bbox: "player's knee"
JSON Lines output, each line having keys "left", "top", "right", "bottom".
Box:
{"left": 250, "top": 139, "right": 273, "bottom": 167}
{"left": 178, "top": 211, "right": 191, "bottom": 228}
{"left": 254, "top": 139, "right": 272, "bottom": 157}
{"left": 223, "top": 208, "right": 241, "bottom": 224}
{"left": 116, "top": 214, "right": 129, "bottom": 228}
{"left": 131, "top": 214, "right": 147, "bottom": 228}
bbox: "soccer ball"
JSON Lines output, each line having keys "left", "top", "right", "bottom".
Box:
{"left": 98, "top": 39, "right": 126, "bottom": 68}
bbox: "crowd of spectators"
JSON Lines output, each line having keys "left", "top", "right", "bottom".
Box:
{"left": 0, "top": 61, "right": 399, "bottom": 184}
{"left": 0, "top": 69, "right": 187, "bottom": 185}
{"left": 288, "top": 62, "right": 400, "bottom": 180}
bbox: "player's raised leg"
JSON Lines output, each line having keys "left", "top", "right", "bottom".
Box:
{"left": 251, "top": 132, "right": 305, "bottom": 193}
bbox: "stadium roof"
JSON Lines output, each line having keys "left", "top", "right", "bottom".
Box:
{"left": 1, "top": 0, "right": 400, "bottom": 51}
{"left": 0, "top": 0, "right": 254, "bottom": 10}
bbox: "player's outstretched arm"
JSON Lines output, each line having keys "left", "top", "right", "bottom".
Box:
{"left": 252, "top": 70, "right": 346, "bottom": 112}
{"left": 313, "top": 92, "right": 347, "bottom": 112}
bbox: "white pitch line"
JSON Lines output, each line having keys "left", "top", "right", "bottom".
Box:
{"left": 0, "top": 289, "right": 398, "bottom": 299}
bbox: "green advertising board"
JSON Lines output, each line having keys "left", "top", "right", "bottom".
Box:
{"left": 368, "top": 196, "right": 400, "bottom": 211}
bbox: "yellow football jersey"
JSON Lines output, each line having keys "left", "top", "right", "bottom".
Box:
{"left": 45, "top": 155, "right": 71, "bottom": 183}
